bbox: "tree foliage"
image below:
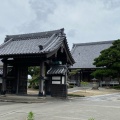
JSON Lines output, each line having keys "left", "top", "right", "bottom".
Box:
{"left": 92, "top": 39, "right": 120, "bottom": 84}
{"left": 28, "top": 66, "right": 40, "bottom": 77}
{"left": 28, "top": 66, "right": 40, "bottom": 88}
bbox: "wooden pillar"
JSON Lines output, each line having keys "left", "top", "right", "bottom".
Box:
{"left": 39, "top": 62, "right": 44, "bottom": 96}
{"left": 77, "top": 72, "right": 80, "bottom": 87}
{"left": 44, "top": 64, "right": 50, "bottom": 95}
{"left": 80, "top": 71, "right": 83, "bottom": 86}
{"left": 81, "top": 71, "right": 83, "bottom": 81}
{"left": 16, "top": 66, "right": 20, "bottom": 94}
{"left": 2, "top": 61, "right": 7, "bottom": 95}
{"left": 65, "top": 71, "right": 68, "bottom": 96}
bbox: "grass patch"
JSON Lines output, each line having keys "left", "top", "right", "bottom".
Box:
{"left": 68, "top": 94, "right": 85, "bottom": 97}
{"left": 27, "top": 111, "right": 34, "bottom": 120}
{"left": 88, "top": 118, "right": 95, "bottom": 120}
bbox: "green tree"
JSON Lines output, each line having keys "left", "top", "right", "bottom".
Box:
{"left": 91, "top": 39, "right": 120, "bottom": 85}
{"left": 28, "top": 66, "right": 40, "bottom": 88}
{"left": 28, "top": 66, "right": 40, "bottom": 77}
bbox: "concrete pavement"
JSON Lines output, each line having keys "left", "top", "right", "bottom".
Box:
{"left": 0, "top": 87, "right": 120, "bottom": 120}
{"left": 0, "top": 87, "right": 119, "bottom": 103}
{"left": 0, "top": 94, "right": 120, "bottom": 120}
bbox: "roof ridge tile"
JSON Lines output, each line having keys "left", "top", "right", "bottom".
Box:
{"left": 73, "top": 40, "right": 114, "bottom": 46}
{"left": 5, "top": 28, "right": 64, "bottom": 42}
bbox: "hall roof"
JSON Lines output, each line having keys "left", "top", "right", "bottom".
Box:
{"left": 0, "top": 28, "right": 74, "bottom": 65}
{"left": 71, "top": 40, "right": 114, "bottom": 69}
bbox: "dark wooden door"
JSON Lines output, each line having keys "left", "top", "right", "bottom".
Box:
{"left": 17, "top": 66, "right": 28, "bottom": 94}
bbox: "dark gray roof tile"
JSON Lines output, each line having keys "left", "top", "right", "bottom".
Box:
{"left": 0, "top": 28, "right": 75, "bottom": 65}
{"left": 0, "top": 29, "right": 64, "bottom": 56}
{"left": 47, "top": 65, "right": 67, "bottom": 75}
{"left": 71, "top": 41, "right": 114, "bottom": 68}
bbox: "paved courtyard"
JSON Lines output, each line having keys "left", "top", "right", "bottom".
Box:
{"left": 0, "top": 93, "right": 120, "bottom": 120}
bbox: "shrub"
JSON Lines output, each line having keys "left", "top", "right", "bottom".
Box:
{"left": 28, "top": 85, "right": 31, "bottom": 88}
{"left": 68, "top": 85, "right": 74, "bottom": 88}
{"left": 81, "top": 81, "right": 88, "bottom": 87}
{"left": 113, "top": 85, "right": 120, "bottom": 89}
{"left": 33, "top": 86, "right": 39, "bottom": 89}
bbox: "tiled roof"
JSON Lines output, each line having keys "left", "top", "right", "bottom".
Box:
{"left": 47, "top": 65, "right": 67, "bottom": 75}
{"left": 0, "top": 28, "right": 75, "bottom": 64}
{"left": 71, "top": 41, "right": 114, "bottom": 69}
{"left": 0, "top": 29, "right": 65, "bottom": 56}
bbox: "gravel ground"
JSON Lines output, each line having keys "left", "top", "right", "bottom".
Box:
{"left": 27, "top": 87, "right": 120, "bottom": 97}
{"left": 68, "top": 87, "right": 120, "bottom": 96}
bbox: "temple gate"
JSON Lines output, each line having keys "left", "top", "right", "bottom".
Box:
{"left": 0, "top": 28, "right": 74, "bottom": 97}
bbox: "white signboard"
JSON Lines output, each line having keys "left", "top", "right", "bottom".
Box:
{"left": 62, "top": 77, "right": 64, "bottom": 84}
{"left": 52, "top": 76, "right": 60, "bottom": 80}
{"left": 0, "top": 77, "right": 2, "bottom": 83}
{"left": 52, "top": 81, "right": 60, "bottom": 84}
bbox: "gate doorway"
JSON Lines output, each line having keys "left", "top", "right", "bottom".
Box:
{"left": 27, "top": 66, "right": 40, "bottom": 96}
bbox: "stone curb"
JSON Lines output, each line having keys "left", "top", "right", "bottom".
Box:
{"left": 0, "top": 99, "right": 46, "bottom": 103}
{"left": 0, "top": 96, "right": 46, "bottom": 103}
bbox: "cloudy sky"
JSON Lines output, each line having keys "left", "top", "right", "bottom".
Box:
{"left": 0, "top": 0, "right": 120, "bottom": 49}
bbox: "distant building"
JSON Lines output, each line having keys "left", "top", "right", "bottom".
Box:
{"left": 70, "top": 40, "right": 114, "bottom": 86}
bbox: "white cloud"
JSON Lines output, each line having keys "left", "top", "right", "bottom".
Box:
{"left": 0, "top": 0, "right": 120, "bottom": 49}
{"left": 0, "top": 0, "right": 35, "bottom": 43}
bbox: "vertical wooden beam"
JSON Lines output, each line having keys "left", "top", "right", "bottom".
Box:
{"left": 77, "top": 72, "right": 80, "bottom": 87}
{"left": 80, "top": 71, "right": 81, "bottom": 86}
{"left": 16, "top": 66, "right": 20, "bottom": 94}
{"left": 80, "top": 71, "right": 83, "bottom": 86}
{"left": 39, "top": 62, "right": 44, "bottom": 96}
{"left": 65, "top": 71, "right": 67, "bottom": 84}
{"left": 44, "top": 64, "right": 48, "bottom": 95}
{"left": 2, "top": 61, "right": 7, "bottom": 95}
{"left": 81, "top": 71, "right": 83, "bottom": 81}
{"left": 65, "top": 71, "right": 68, "bottom": 97}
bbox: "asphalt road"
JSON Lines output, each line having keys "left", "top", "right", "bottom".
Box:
{"left": 0, "top": 93, "right": 120, "bottom": 120}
